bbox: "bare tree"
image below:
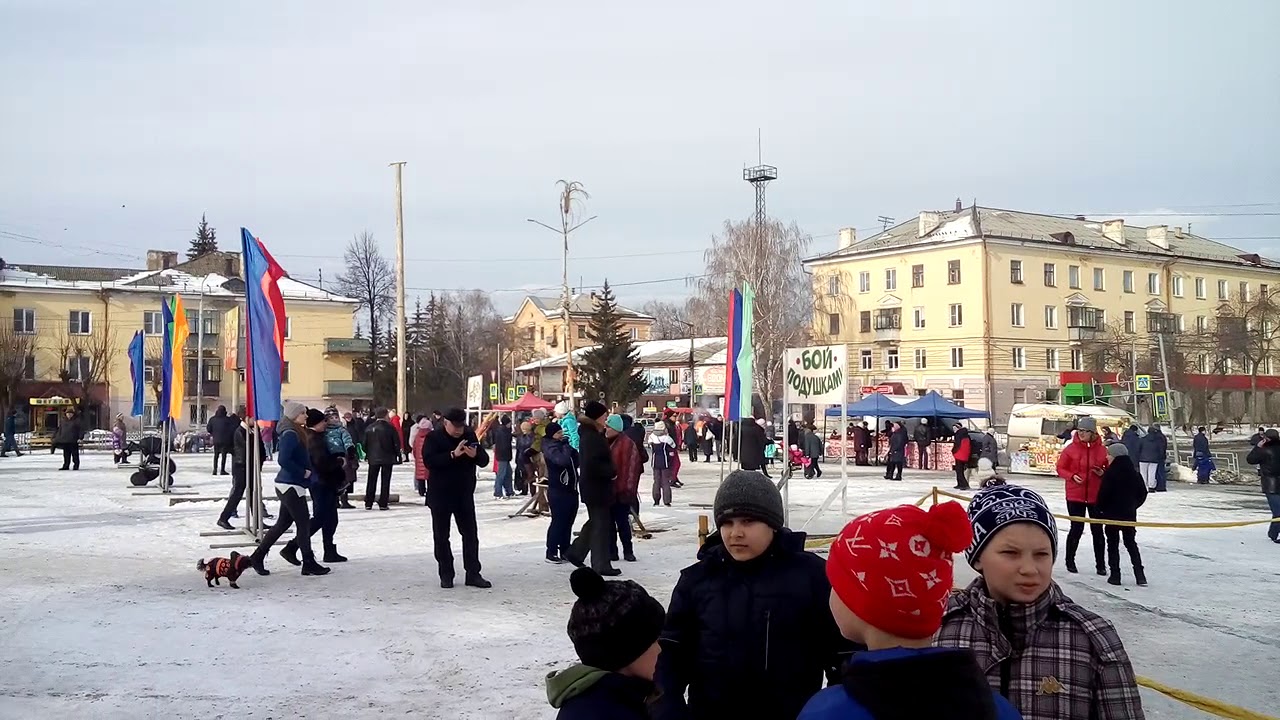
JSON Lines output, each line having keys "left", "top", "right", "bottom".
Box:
{"left": 640, "top": 299, "right": 695, "bottom": 340}
{"left": 332, "top": 231, "right": 395, "bottom": 382}
{"left": 692, "top": 218, "right": 813, "bottom": 409}
{"left": 1212, "top": 288, "right": 1280, "bottom": 423}
{"left": 0, "top": 326, "right": 35, "bottom": 417}
{"left": 52, "top": 322, "right": 120, "bottom": 423}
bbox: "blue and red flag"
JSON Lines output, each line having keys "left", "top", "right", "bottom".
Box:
{"left": 724, "top": 288, "right": 744, "bottom": 421}
{"left": 241, "top": 227, "right": 288, "bottom": 422}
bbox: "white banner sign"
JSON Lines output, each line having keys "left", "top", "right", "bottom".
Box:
{"left": 783, "top": 345, "right": 847, "bottom": 405}
{"left": 465, "top": 375, "right": 484, "bottom": 408}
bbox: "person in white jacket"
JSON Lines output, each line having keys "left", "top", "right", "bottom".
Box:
{"left": 648, "top": 424, "right": 677, "bottom": 507}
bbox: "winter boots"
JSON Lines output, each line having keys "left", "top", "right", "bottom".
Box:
{"left": 323, "top": 542, "right": 347, "bottom": 563}
{"left": 301, "top": 559, "right": 331, "bottom": 576}
{"left": 1106, "top": 566, "right": 1147, "bottom": 586}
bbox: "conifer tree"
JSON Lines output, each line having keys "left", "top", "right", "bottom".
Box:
{"left": 578, "top": 281, "right": 648, "bottom": 406}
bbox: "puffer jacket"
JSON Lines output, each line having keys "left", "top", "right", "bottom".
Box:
{"left": 1245, "top": 441, "right": 1280, "bottom": 495}
{"left": 53, "top": 416, "right": 83, "bottom": 446}
{"left": 1095, "top": 455, "right": 1148, "bottom": 522}
{"left": 952, "top": 429, "right": 972, "bottom": 464}
{"left": 1056, "top": 432, "right": 1108, "bottom": 504}
{"left": 936, "top": 578, "right": 1145, "bottom": 720}
{"left": 653, "top": 530, "right": 855, "bottom": 720}
{"left": 1136, "top": 426, "right": 1167, "bottom": 464}
{"left": 543, "top": 436, "right": 580, "bottom": 493}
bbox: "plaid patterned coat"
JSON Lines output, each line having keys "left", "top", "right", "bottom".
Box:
{"left": 935, "top": 579, "right": 1145, "bottom": 720}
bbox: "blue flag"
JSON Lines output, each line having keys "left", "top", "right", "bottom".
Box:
{"left": 128, "top": 330, "right": 145, "bottom": 417}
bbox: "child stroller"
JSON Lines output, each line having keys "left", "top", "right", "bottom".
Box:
{"left": 129, "top": 436, "right": 178, "bottom": 486}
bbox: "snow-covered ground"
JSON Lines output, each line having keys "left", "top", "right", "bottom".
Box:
{"left": 1, "top": 451, "right": 1276, "bottom": 719}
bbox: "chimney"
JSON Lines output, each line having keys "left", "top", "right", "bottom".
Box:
{"left": 918, "top": 211, "right": 943, "bottom": 238}
{"left": 1146, "top": 225, "right": 1170, "bottom": 250}
{"left": 146, "top": 250, "right": 178, "bottom": 271}
{"left": 1173, "top": 226, "right": 1184, "bottom": 239}
{"left": 1101, "top": 219, "right": 1126, "bottom": 246}
{"left": 837, "top": 227, "right": 857, "bottom": 249}
{"left": 955, "top": 197, "right": 962, "bottom": 212}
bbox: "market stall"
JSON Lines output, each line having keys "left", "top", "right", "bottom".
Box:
{"left": 1006, "top": 403, "right": 1133, "bottom": 475}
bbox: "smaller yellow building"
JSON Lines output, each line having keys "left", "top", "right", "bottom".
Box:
{"left": 505, "top": 293, "right": 654, "bottom": 362}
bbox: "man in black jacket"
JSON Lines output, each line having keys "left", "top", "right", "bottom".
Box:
{"left": 1246, "top": 428, "right": 1280, "bottom": 544}
{"left": 913, "top": 418, "right": 932, "bottom": 469}
{"left": 488, "top": 415, "right": 515, "bottom": 498}
{"left": 737, "top": 417, "right": 769, "bottom": 475}
{"left": 207, "top": 405, "right": 237, "bottom": 476}
{"left": 362, "top": 407, "right": 401, "bottom": 510}
{"left": 217, "top": 411, "right": 270, "bottom": 530}
{"left": 1096, "top": 443, "right": 1148, "bottom": 586}
{"left": 566, "top": 401, "right": 620, "bottom": 576}
{"left": 422, "top": 407, "right": 491, "bottom": 588}
{"left": 54, "top": 408, "right": 83, "bottom": 471}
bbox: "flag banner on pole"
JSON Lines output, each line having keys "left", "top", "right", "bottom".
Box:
{"left": 736, "top": 282, "right": 755, "bottom": 420}
{"left": 724, "top": 288, "right": 743, "bottom": 421}
{"left": 160, "top": 299, "right": 172, "bottom": 420}
{"left": 241, "top": 227, "right": 288, "bottom": 422}
{"left": 128, "top": 330, "right": 145, "bottom": 417}
{"left": 166, "top": 295, "right": 190, "bottom": 422}
{"left": 223, "top": 305, "right": 240, "bottom": 371}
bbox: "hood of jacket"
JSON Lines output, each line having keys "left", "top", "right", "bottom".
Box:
{"left": 546, "top": 665, "right": 617, "bottom": 707}
{"left": 839, "top": 647, "right": 1001, "bottom": 720}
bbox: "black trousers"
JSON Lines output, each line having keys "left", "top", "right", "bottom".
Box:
{"left": 61, "top": 444, "right": 80, "bottom": 470}
{"left": 288, "top": 485, "right": 339, "bottom": 551}
{"left": 366, "top": 463, "right": 393, "bottom": 508}
{"left": 687, "top": 444, "right": 698, "bottom": 462}
{"left": 568, "top": 502, "right": 616, "bottom": 573}
{"left": 1065, "top": 500, "right": 1106, "bottom": 570}
{"left": 252, "top": 489, "right": 314, "bottom": 565}
{"left": 429, "top": 493, "right": 481, "bottom": 579}
{"left": 884, "top": 460, "right": 903, "bottom": 481}
{"left": 954, "top": 462, "right": 969, "bottom": 489}
{"left": 212, "top": 444, "right": 231, "bottom": 473}
{"left": 916, "top": 442, "right": 930, "bottom": 469}
{"left": 1104, "top": 524, "right": 1143, "bottom": 573}
{"left": 221, "top": 464, "right": 269, "bottom": 523}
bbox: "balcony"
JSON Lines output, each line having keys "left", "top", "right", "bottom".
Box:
{"left": 324, "top": 337, "right": 372, "bottom": 354}
{"left": 1067, "top": 326, "right": 1101, "bottom": 342}
{"left": 325, "top": 380, "right": 374, "bottom": 398}
{"left": 873, "top": 310, "right": 901, "bottom": 344}
{"left": 873, "top": 327, "right": 900, "bottom": 344}
{"left": 1146, "top": 312, "right": 1178, "bottom": 335}
{"left": 184, "top": 380, "right": 221, "bottom": 398}
{"left": 1067, "top": 306, "right": 1102, "bottom": 343}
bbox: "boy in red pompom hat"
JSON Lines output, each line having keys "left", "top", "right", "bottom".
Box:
{"left": 798, "top": 502, "right": 1022, "bottom": 720}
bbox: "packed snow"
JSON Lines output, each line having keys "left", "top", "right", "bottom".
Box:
{"left": 0, "top": 451, "right": 1277, "bottom": 719}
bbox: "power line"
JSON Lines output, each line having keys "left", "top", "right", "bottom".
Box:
{"left": 274, "top": 249, "right": 707, "bottom": 264}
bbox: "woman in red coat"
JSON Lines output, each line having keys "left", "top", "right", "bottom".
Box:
{"left": 412, "top": 417, "right": 430, "bottom": 499}
{"left": 1055, "top": 417, "right": 1109, "bottom": 575}
{"left": 950, "top": 424, "right": 973, "bottom": 490}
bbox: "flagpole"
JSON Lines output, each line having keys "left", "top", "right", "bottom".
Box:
{"left": 391, "top": 162, "right": 407, "bottom": 420}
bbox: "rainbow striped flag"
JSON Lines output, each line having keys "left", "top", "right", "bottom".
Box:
{"left": 160, "top": 295, "right": 190, "bottom": 422}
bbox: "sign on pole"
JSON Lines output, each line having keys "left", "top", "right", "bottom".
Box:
{"left": 1153, "top": 391, "right": 1169, "bottom": 420}
{"left": 465, "top": 375, "right": 484, "bottom": 409}
{"left": 516, "top": 385, "right": 528, "bottom": 397}
{"left": 1135, "top": 374, "right": 1152, "bottom": 392}
{"left": 506, "top": 387, "right": 517, "bottom": 402}
{"left": 488, "top": 382, "right": 499, "bottom": 401}
{"left": 782, "top": 345, "right": 847, "bottom": 405}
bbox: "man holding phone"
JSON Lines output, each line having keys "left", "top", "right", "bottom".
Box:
{"left": 1055, "top": 416, "right": 1109, "bottom": 575}
{"left": 422, "top": 407, "right": 491, "bottom": 589}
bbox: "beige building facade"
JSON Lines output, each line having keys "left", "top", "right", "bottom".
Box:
{"left": 505, "top": 293, "right": 654, "bottom": 362}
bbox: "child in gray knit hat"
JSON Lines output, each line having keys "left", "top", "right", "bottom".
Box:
{"left": 652, "top": 470, "right": 854, "bottom": 719}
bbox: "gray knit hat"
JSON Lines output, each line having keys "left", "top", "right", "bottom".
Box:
{"left": 1106, "top": 442, "right": 1128, "bottom": 458}
{"left": 1076, "top": 417, "right": 1097, "bottom": 433}
{"left": 714, "top": 470, "right": 785, "bottom": 530}
{"left": 282, "top": 401, "right": 307, "bottom": 420}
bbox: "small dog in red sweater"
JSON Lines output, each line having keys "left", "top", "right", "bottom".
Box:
{"left": 197, "top": 552, "right": 252, "bottom": 589}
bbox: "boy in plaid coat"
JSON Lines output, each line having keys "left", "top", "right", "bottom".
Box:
{"left": 936, "top": 485, "right": 1145, "bottom": 720}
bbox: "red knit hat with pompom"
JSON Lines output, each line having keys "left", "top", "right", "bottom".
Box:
{"left": 827, "top": 502, "right": 973, "bottom": 639}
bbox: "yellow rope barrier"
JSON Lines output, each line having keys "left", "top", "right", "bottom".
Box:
{"left": 1135, "top": 676, "right": 1280, "bottom": 720}
{"left": 930, "top": 488, "right": 1280, "bottom": 529}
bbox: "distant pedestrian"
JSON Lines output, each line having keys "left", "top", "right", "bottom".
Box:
{"left": 1097, "top": 443, "right": 1147, "bottom": 586}
{"left": 649, "top": 423, "right": 676, "bottom": 507}
{"left": 565, "top": 401, "right": 619, "bottom": 577}
{"left": 217, "top": 412, "right": 270, "bottom": 530}
{"left": 542, "top": 421, "right": 579, "bottom": 564}
{"left": 683, "top": 421, "right": 698, "bottom": 463}
{"left": 950, "top": 424, "right": 972, "bottom": 490}
{"left": 913, "top": 418, "right": 931, "bottom": 469}
{"left": 489, "top": 415, "right": 515, "bottom": 499}
{"left": 1, "top": 408, "right": 21, "bottom": 457}
{"left": 362, "top": 407, "right": 401, "bottom": 510}
{"left": 801, "top": 423, "right": 824, "bottom": 478}
{"left": 207, "top": 405, "right": 237, "bottom": 475}
{"left": 1137, "top": 424, "right": 1167, "bottom": 491}
{"left": 1192, "top": 426, "right": 1212, "bottom": 485}
{"left": 884, "top": 421, "right": 908, "bottom": 481}
{"left": 247, "top": 402, "right": 329, "bottom": 577}
{"left": 606, "top": 414, "right": 642, "bottom": 563}
{"left": 1056, "top": 416, "right": 1107, "bottom": 576}
{"left": 54, "top": 407, "right": 83, "bottom": 471}
{"left": 111, "top": 414, "right": 128, "bottom": 464}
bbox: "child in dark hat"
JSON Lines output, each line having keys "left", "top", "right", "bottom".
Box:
{"left": 653, "top": 470, "right": 855, "bottom": 720}
{"left": 546, "top": 568, "right": 665, "bottom": 719}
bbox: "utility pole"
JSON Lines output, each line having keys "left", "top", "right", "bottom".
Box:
{"left": 196, "top": 278, "right": 205, "bottom": 423}
{"left": 391, "top": 161, "right": 407, "bottom": 418}
{"left": 676, "top": 319, "right": 697, "bottom": 407}
{"left": 1157, "top": 332, "right": 1180, "bottom": 463}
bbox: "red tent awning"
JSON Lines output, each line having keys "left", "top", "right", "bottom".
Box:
{"left": 492, "top": 393, "right": 556, "bottom": 412}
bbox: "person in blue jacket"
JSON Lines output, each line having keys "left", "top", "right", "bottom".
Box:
{"left": 247, "top": 401, "right": 330, "bottom": 577}
{"left": 799, "top": 502, "right": 1022, "bottom": 720}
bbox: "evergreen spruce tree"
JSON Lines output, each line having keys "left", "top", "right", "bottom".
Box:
{"left": 187, "top": 214, "right": 219, "bottom": 260}
{"left": 578, "top": 281, "right": 648, "bottom": 406}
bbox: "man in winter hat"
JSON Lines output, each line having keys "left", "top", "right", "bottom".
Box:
{"left": 546, "top": 568, "right": 665, "bottom": 719}
{"left": 800, "top": 503, "right": 1020, "bottom": 719}
{"left": 654, "top": 470, "right": 854, "bottom": 720}
{"left": 566, "top": 401, "right": 619, "bottom": 575}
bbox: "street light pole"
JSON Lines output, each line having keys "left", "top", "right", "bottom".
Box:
{"left": 196, "top": 277, "right": 205, "bottom": 423}
{"left": 527, "top": 212, "right": 596, "bottom": 409}
{"left": 391, "top": 162, "right": 407, "bottom": 419}
{"left": 675, "top": 319, "right": 697, "bottom": 408}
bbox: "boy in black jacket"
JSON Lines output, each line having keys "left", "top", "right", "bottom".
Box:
{"left": 1096, "top": 443, "right": 1148, "bottom": 586}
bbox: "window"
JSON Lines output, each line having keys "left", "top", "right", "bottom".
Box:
{"left": 1195, "top": 277, "right": 1206, "bottom": 299}
{"left": 914, "top": 349, "right": 927, "bottom": 369}
{"left": 1012, "top": 347, "right": 1025, "bottom": 370}
{"left": 1172, "top": 276, "right": 1184, "bottom": 298}
{"left": 949, "top": 304, "right": 963, "bottom": 327}
{"left": 911, "top": 264, "right": 924, "bottom": 288}
{"left": 1147, "top": 272, "right": 1160, "bottom": 295}
{"left": 1124, "top": 311, "right": 1135, "bottom": 333}
{"left": 1068, "top": 265, "right": 1080, "bottom": 289}
{"left": 281, "top": 361, "right": 290, "bottom": 383}
{"left": 13, "top": 308, "right": 35, "bottom": 334}
{"left": 1196, "top": 315, "right": 1208, "bottom": 332}
{"left": 1262, "top": 284, "right": 1270, "bottom": 298}
{"left": 1010, "top": 303, "right": 1024, "bottom": 327}
{"left": 1123, "top": 271, "right": 1134, "bottom": 293}
{"left": 1044, "top": 305, "right": 1058, "bottom": 329}
{"left": 950, "top": 347, "right": 964, "bottom": 368}
{"left": 1097, "top": 309, "right": 1107, "bottom": 327}
{"left": 69, "top": 310, "right": 91, "bottom": 335}
{"left": 1045, "top": 349, "right": 1059, "bottom": 370}
{"left": 858, "top": 272, "right": 871, "bottom": 293}
{"left": 1093, "top": 268, "right": 1105, "bottom": 291}
{"left": 1070, "top": 349, "right": 1083, "bottom": 370}
{"left": 283, "top": 316, "right": 292, "bottom": 340}
{"left": 1267, "top": 357, "right": 1275, "bottom": 375}
{"left": 886, "top": 349, "right": 900, "bottom": 370}
{"left": 912, "top": 307, "right": 925, "bottom": 329}
{"left": 190, "top": 404, "right": 208, "bottom": 425}
{"left": 143, "top": 359, "right": 158, "bottom": 383}
{"left": 1225, "top": 357, "right": 1234, "bottom": 374}
{"left": 1197, "top": 354, "right": 1208, "bottom": 373}
{"left": 1043, "top": 263, "right": 1056, "bottom": 287}
{"left": 952, "top": 390, "right": 965, "bottom": 407}
{"left": 827, "top": 313, "right": 841, "bottom": 335}
{"left": 143, "top": 404, "right": 160, "bottom": 428}
{"left": 1014, "top": 389, "right": 1027, "bottom": 404}
{"left": 826, "top": 275, "right": 841, "bottom": 296}
{"left": 859, "top": 311, "right": 871, "bottom": 333}
{"left": 1240, "top": 281, "right": 1251, "bottom": 302}
{"left": 66, "top": 354, "right": 90, "bottom": 381}
{"left": 201, "top": 311, "right": 220, "bottom": 336}
{"left": 885, "top": 268, "right": 897, "bottom": 291}
{"left": 1010, "top": 260, "right": 1023, "bottom": 284}
{"left": 577, "top": 326, "right": 587, "bottom": 339}
{"left": 629, "top": 327, "right": 638, "bottom": 340}
{"left": 860, "top": 349, "right": 873, "bottom": 371}
{"left": 143, "top": 311, "right": 164, "bottom": 336}
{"left": 874, "top": 309, "right": 901, "bottom": 330}
{"left": 1218, "top": 279, "right": 1228, "bottom": 300}
{"left": 947, "top": 260, "right": 961, "bottom": 285}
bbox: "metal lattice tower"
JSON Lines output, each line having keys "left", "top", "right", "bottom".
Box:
{"left": 743, "top": 164, "right": 777, "bottom": 231}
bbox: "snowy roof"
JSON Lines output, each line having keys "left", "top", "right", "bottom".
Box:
{"left": 519, "top": 294, "right": 653, "bottom": 321}
{"left": 516, "top": 336, "right": 727, "bottom": 371}
{"left": 0, "top": 264, "right": 356, "bottom": 303}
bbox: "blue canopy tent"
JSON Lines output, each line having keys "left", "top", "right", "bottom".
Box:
{"left": 892, "top": 391, "right": 990, "bottom": 420}
{"left": 823, "top": 393, "right": 908, "bottom": 417}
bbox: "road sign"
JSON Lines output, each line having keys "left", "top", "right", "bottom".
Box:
{"left": 506, "top": 387, "right": 517, "bottom": 402}
{"left": 1153, "top": 391, "right": 1169, "bottom": 420}
{"left": 516, "top": 385, "right": 528, "bottom": 397}
{"left": 1135, "top": 374, "right": 1152, "bottom": 392}
{"left": 488, "top": 383, "right": 499, "bottom": 401}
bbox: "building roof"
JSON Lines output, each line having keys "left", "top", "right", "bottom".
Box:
{"left": 511, "top": 293, "right": 653, "bottom": 322}
{"left": 516, "top": 336, "right": 727, "bottom": 371}
{"left": 7, "top": 264, "right": 143, "bottom": 283}
{"left": 0, "top": 264, "right": 356, "bottom": 303}
{"left": 805, "top": 205, "right": 1280, "bottom": 269}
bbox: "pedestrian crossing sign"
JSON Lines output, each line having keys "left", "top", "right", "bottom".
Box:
{"left": 506, "top": 387, "right": 517, "bottom": 402}
{"left": 1153, "top": 391, "right": 1169, "bottom": 420}
{"left": 516, "top": 385, "right": 528, "bottom": 397}
{"left": 1135, "top": 374, "right": 1152, "bottom": 392}
{"left": 488, "top": 383, "right": 499, "bottom": 400}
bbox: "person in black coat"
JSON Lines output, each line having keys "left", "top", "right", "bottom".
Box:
{"left": 217, "top": 413, "right": 271, "bottom": 529}
{"left": 422, "top": 407, "right": 491, "bottom": 588}
{"left": 361, "top": 408, "right": 401, "bottom": 510}
{"left": 566, "top": 402, "right": 620, "bottom": 576}
{"left": 282, "top": 409, "right": 349, "bottom": 564}
{"left": 683, "top": 421, "right": 699, "bottom": 463}
{"left": 53, "top": 408, "right": 83, "bottom": 470}
{"left": 912, "top": 418, "right": 931, "bottom": 469}
{"left": 884, "top": 421, "right": 909, "bottom": 481}
{"left": 737, "top": 418, "right": 769, "bottom": 474}
{"left": 654, "top": 470, "right": 854, "bottom": 720}
{"left": 1245, "top": 428, "right": 1280, "bottom": 543}
{"left": 1096, "top": 443, "right": 1148, "bottom": 586}
{"left": 206, "top": 405, "right": 237, "bottom": 475}
{"left": 488, "top": 415, "right": 515, "bottom": 498}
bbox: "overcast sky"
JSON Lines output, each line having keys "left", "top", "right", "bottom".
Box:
{"left": 2, "top": 0, "right": 1277, "bottom": 312}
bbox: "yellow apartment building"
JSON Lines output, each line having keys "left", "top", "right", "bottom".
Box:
{"left": 804, "top": 204, "right": 1280, "bottom": 425}
{"left": 505, "top": 293, "right": 654, "bottom": 362}
{"left": 1, "top": 249, "right": 370, "bottom": 431}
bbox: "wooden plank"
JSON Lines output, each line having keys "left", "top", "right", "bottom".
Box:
{"left": 198, "top": 530, "right": 246, "bottom": 537}
{"left": 207, "top": 540, "right": 260, "bottom": 549}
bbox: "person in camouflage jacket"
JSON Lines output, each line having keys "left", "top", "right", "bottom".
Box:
{"left": 936, "top": 484, "right": 1145, "bottom": 720}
